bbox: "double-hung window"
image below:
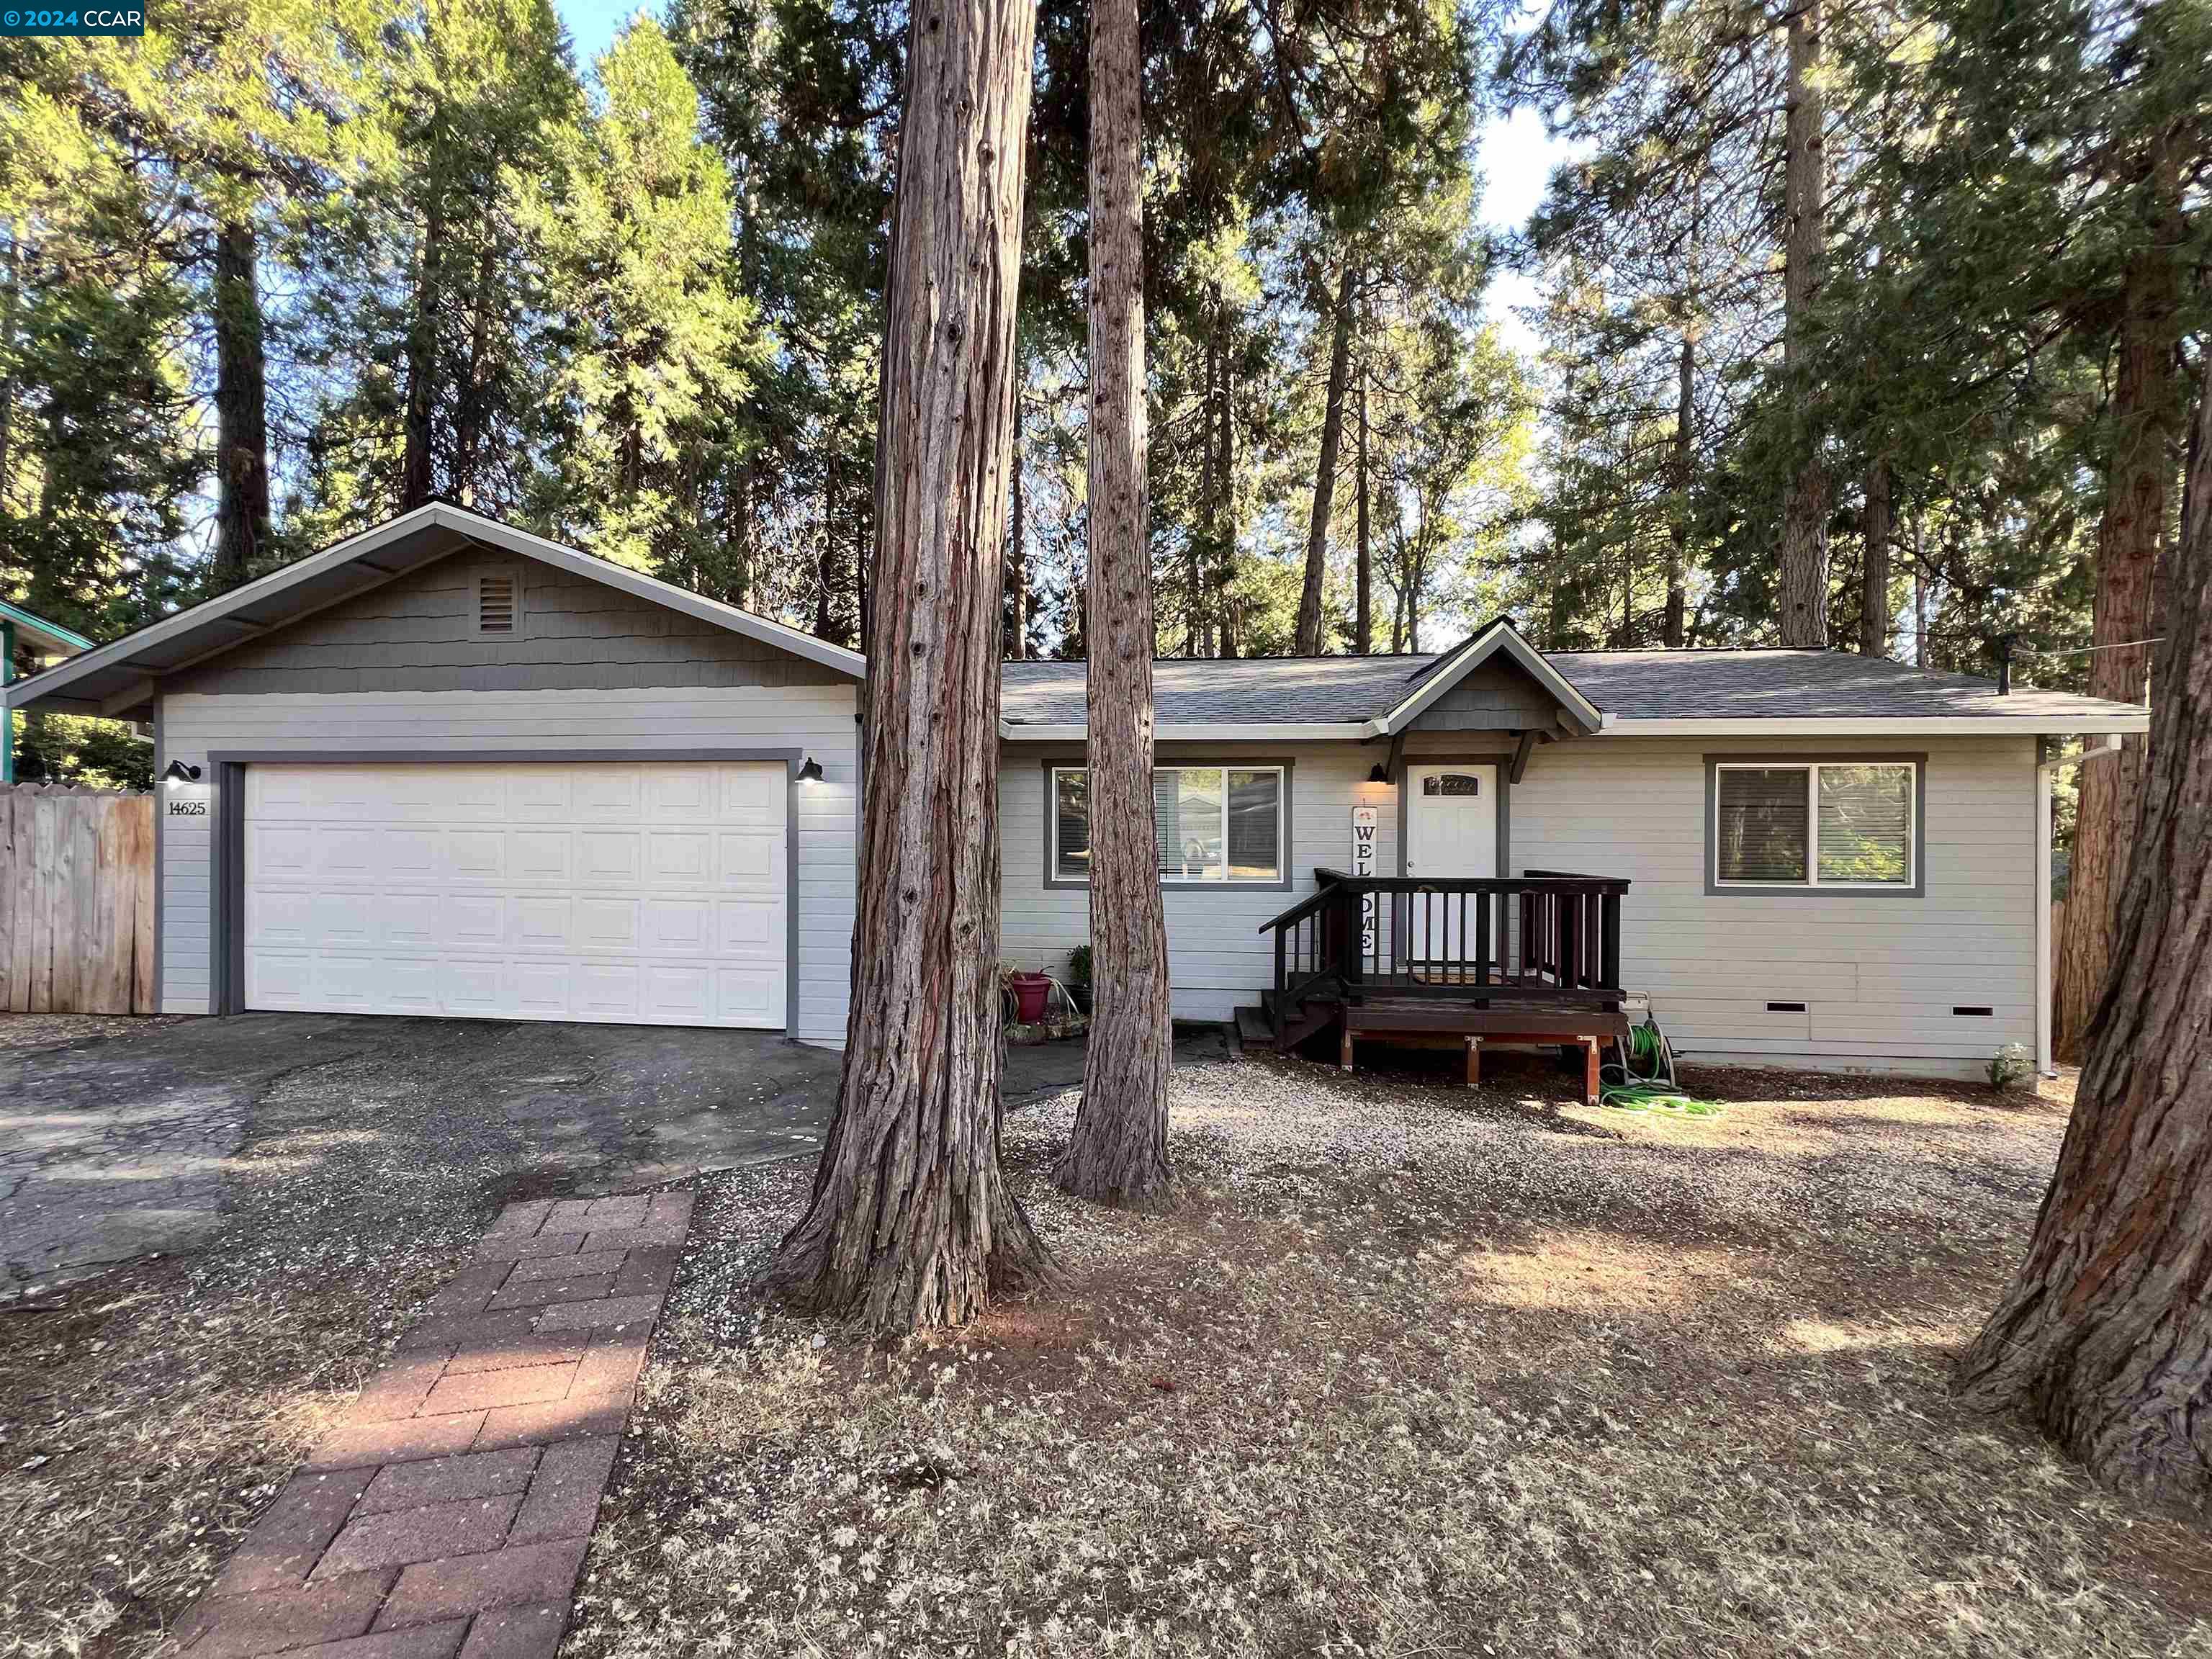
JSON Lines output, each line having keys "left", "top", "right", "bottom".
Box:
{"left": 1050, "top": 765, "right": 1286, "bottom": 886}
{"left": 1711, "top": 760, "right": 1919, "bottom": 891}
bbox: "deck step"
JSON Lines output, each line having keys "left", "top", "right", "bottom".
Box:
{"left": 1233, "top": 1005, "right": 1274, "bottom": 1048}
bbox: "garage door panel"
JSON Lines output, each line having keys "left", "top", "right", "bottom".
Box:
{"left": 645, "top": 964, "right": 713, "bottom": 1023}
{"left": 444, "top": 896, "right": 505, "bottom": 948}
{"left": 575, "top": 898, "right": 638, "bottom": 950}
{"left": 647, "top": 770, "right": 714, "bottom": 820}
{"left": 244, "top": 762, "right": 786, "bottom": 1029}
{"left": 575, "top": 769, "right": 641, "bottom": 815}
{"left": 512, "top": 896, "right": 570, "bottom": 950}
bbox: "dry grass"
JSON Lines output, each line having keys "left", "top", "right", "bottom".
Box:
{"left": 572, "top": 1054, "right": 2212, "bottom": 1659}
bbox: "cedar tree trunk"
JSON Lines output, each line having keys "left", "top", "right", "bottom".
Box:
{"left": 1666, "top": 331, "right": 1692, "bottom": 648}
{"left": 2055, "top": 140, "right": 2181, "bottom": 1059}
{"left": 1057, "top": 0, "right": 1173, "bottom": 1210}
{"left": 401, "top": 197, "right": 445, "bottom": 513}
{"left": 212, "top": 217, "right": 271, "bottom": 593}
{"left": 765, "top": 0, "right": 1049, "bottom": 1331}
{"left": 1776, "top": 0, "right": 1829, "bottom": 647}
{"left": 1355, "top": 360, "right": 1372, "bottom": 655}
{"left": 1861, "top": 454, "right": 1892, "bottom": 656}
{"left": 1955, "top": 359, "right": 2212, "bottom": 1506}
{"left": 1295, "top": 262, "right": 1355, "bottom": 655}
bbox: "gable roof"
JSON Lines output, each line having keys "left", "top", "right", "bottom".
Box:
{"left": 1370, "top": 616, "right": 1603, "bottom": 735}
{"left": 1000, "top": 644, "right": 2148, "bottom": 737}
{"left": 0, "top": 598, "right": 93, "bottom": 658}
{"left": 2, "top": 503, "right": 866, "bottom": 716}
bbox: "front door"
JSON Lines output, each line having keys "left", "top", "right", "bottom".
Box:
{"left": 1404, "top": 764, "right": 1498, "bottom": 965}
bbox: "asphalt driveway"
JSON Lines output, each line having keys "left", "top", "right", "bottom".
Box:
{"left": 0, "top": 1012, "right": 1100, "bottom": 1298}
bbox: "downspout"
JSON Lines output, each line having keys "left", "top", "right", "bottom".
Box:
{"left": 2036, "top": 734, "right": 2123, "bottom": 1077}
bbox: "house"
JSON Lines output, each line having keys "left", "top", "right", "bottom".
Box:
{"left": 2, "top": 598, "right": 96, "bottom": 783}
{"left": 1, "top": 503, "right": 2149, "bottom": 1081}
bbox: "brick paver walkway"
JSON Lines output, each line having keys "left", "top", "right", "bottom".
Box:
{"left": 171, "top": 1192, "right": 694, "bottom": 1659}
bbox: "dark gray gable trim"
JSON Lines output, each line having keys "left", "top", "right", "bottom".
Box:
{"left": 1701, "top": 751, "right": 1928, "bottom": 899}
{"left": 1039, "top": 756, "right": 1297, "bottom": 891}
{"left": 203, "top": 747, "right": 807, "bottom": 1034}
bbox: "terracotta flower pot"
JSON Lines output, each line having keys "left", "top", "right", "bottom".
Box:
{"left": 1008, "top": 972, "right": 1052, "bottom": 1024}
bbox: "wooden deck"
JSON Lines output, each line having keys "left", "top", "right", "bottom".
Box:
{"left": 1246, "top": 870, "right": 1633, "bottom": 1105}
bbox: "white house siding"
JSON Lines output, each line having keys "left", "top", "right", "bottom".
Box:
{"left": 998, "top": 742, "right": 1398, "bottom": 1021}
{"left": 1511, "top": 734, "right": 2036, "bottom": 1078}
{"left": 156, "top": 685, "right": 858, "bottom": 1044}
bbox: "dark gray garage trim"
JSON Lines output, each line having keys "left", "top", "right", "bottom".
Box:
{"left": 204, "top": 748, "right": 806, "bottom": 1033}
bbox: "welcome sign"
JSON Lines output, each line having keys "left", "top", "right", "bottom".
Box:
{"left": 1352, "top": 806, "right": 1377, "bottom": 956}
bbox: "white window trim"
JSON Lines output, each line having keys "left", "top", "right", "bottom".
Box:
{"left": 1048, "top": 763, "right": 1290, "bottom": 889}
{"left": 1712, "top": 760, "right": 1919, "bottom": 891}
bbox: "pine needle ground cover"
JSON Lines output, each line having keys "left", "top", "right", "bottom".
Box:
{"left": 572, "top": 1061, "right": 2212, "bottom": 1658}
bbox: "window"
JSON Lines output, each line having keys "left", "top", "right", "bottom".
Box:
{"left": 1051, "top": 765, "right": 1285, "bottom": 885}
{"left": 1712, "top": 760, "right": 1917, "bottom": 890}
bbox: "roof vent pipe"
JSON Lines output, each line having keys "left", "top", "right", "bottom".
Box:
{"left": 1994, "top": 634, "right": 2014, "bottom": 695}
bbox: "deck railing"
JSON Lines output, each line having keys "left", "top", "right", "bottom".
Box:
{"left": 1259, "top": 867, "right": 1629, "bottom": 1044}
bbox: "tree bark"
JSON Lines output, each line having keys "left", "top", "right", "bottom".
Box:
{"left": 401, "top": 196, "right": 446, "bottom": 513}
{"left": 1955, "top": 356, "right": 2212, "bottom": 1506}
{"left": 1913, "top": 516, "right": 1928, "bottom": 665}
{"left": 2055, "top": 140, "right": 2181, "bottom": 1061}
{"left": 212, "top": 217, "right": 271, "bottom": 593}
{"left": 1215, "top": 333, "right": 1238, "bottom": 658}
{"left": 1860, "top": 454, "right": 1892, "bottom": 656}
{"left": 1666, "top": 331, "right": 1692, "bottom": 648}
{"left": 764, "top": 0, "right": 1048, "bottom": 1333}
{"left": 1776, "top": 0, "right": 1829, "bottom": 648}
{"left": 729, "top": 453, "right": 754, "bottom": 610}
{"left": 451, "top": 223, "right": 501, "bottom": 509}
{"left": 1058, "top": 0, "right": 1173, "bottom": 1211}
{"left": 1295, "top": 261, "right": 1355, "bottom": 655}
{"left": 1006, "top": 421, "right": 1028, "bottom": 659}
{"left": 1355, "top": 356, "right": 1372, "bottom": 654}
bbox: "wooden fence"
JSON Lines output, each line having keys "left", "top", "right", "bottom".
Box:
{"left": 0, "top": 786, "right": 157, "bottom": 1014}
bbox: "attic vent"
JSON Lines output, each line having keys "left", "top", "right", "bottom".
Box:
{"left": 476, "top": 572, "right": 519, "bottom": 636}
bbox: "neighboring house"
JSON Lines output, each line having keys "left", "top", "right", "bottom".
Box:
{"left": 1, "top": 504, "right": 2148, "bottom": 1079}
{"left": 1, "top": 599, "right": 95, "bottom": 783}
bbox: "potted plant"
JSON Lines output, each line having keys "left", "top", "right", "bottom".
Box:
{"left": 1004, "top": 963, "right": 1052, "bottom": 1025}
{"left": 1066, "top": 943, "right": 1093, "bottom": 1016}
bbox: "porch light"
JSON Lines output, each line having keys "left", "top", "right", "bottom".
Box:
{"left": 1367, "top": 763, "right": 1389, "bottom": 784}
{"left": 163, "top": 761, "right": 202, "bottom": 785}
{"left": 796, "top": 756, "right": 824, "bottom": 783}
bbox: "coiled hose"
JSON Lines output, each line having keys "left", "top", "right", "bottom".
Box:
{"left": 1599, "top": 1019, "right": 1722, "bottom": 1116}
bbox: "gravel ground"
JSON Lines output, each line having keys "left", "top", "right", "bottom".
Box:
{"left": 570, "top": 1053, "right": 2212, "bottom": 1659}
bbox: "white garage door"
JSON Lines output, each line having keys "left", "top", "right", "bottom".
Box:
{"left": 244, "top": 761, "right": 788, "bottom": 1028}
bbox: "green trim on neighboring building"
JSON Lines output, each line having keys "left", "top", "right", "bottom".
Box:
{"left": 1, "top": 601, "right": 94, "bottom": 783}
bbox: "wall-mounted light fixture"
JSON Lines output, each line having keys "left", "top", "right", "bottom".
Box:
{"left": 796, "top": 756, "right": 824, "bottom": 783}
{"left": 1367, "top": 763, "right": 1390, "bottom": 784}
{"left": 163, "top": 760, "right": 202, "bottom": 785}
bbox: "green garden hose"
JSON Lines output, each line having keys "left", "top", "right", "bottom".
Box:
{"left": 1599, "top": 1018, "right": 1724, "bottom": 1117}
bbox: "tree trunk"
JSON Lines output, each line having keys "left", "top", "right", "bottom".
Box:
{"left": 764, "top": 0, "right": 1048, "bottom": 1333}
{"left": 1860, "top": 454, "right": 1892, "bottom": 656}
{"left": 1914, "top": 517, "right": 1928, "bottom": 665}
{"left": 729, "top": 454, "right": 754, "bottom": 610}
{"left": 1006, "top": 421, "right": 1027, "bottom": 659}
{"left": 1058, "top": 0, "right": 1173, "bottom": 1211}
{"left": 1776, "top": 0, "right": 1829, "bottom": 648}
{"left": 401, "top": 197, "right": 446, "bottom": 513}
{"left": 1295, "top": 261, "right": 1355, "bottom": 655}
{"left": 2055, "top": 141, "right": 2181, "bottom": 1061}
{"left": 1216, "top": 334, "right": 1238, "bottom": 659}
{"left": 1355, "top": 358, "right": 1372, "bottom": 654}
{"left": 1666, "top": 332, "right": 1692, "bottom": 648}
{"left": 212, "top": 217, "right": 271, "bottom": 593}
{"left": 451, "top": 224, "right": 500, "bottom": 508}
{"left": 1954, "top": 356, "right": 2212, "bottom": 1506}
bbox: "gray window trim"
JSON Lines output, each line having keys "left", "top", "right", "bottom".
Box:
{"left": 1703, "top": 752, "right": 1927, "bottom": 898}
{"left": 203, "top": 747, "right": 807, "bottom": 1033}
{"left": 1041, "top": 757, "right": 1296, "bottom": 891}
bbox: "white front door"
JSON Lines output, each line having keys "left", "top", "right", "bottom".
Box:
{"left": 243, "top": 760, "right": 788, "bottom": 1028}
{"left": 1404, "top": 763, "right": 1498, "bottom": 963}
